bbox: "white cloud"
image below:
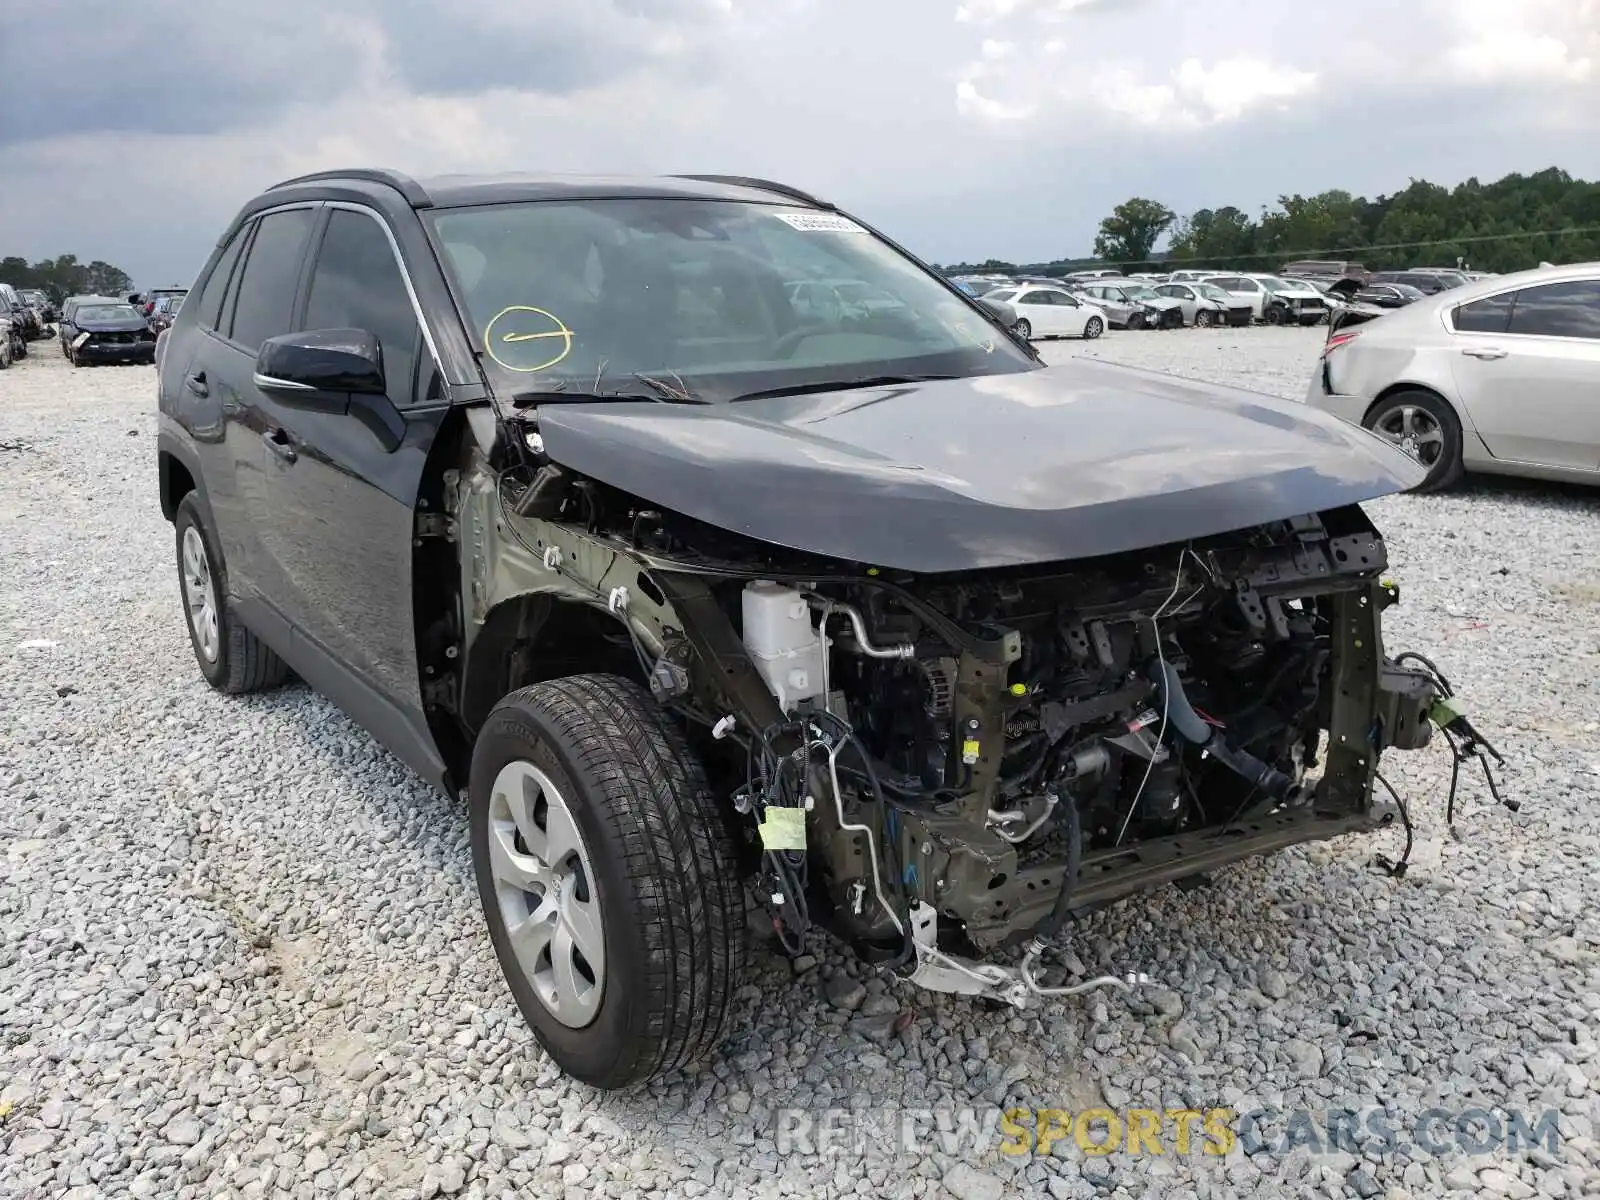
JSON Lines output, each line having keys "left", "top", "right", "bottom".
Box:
{"left": 1443, "top": 0, "right": 1595, "bottom": 85}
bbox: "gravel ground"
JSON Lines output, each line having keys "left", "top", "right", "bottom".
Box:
{"left": 2, "top": 327, "right": 1598, "bottom": 1200}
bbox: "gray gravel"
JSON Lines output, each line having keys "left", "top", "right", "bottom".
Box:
{"left": 3, "top": 328, "right": 1599, "bottom": 1200}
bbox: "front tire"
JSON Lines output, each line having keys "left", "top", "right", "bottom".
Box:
{"left": 1363, "top": 390, "right": 1465, "bottom": 492}
{"left": 1194, "top": 310, "right": 1214, "bottom": 328}
{"left": 1264, "top": 305, "right": 1286, "bottom": 326}
{"left": 1082, "top": 316, "right": 1103, "bottom": 339}
{"left": 174, "top": 493, "right": 290, "bottom": 693}
{"left": 470, "top": 675, "right": 748, "bottom": 1089}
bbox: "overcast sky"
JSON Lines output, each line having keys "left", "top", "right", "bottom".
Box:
{"left": 2, "top": 0, "right": 1596, "bottom": 286}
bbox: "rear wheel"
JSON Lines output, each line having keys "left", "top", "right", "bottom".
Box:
{"left": 1082, "top": 316, "right": 1103, "bottom": 339}
{"left": 174, "top": 493, "right": 290, "bottom": 692}
{"left": 1364, "top": 390, "right": 1465, "bottom": 492}
{"left": 470, "top": 675, "right": 748, "bottom": 1089}
{"left": 1013, "top": 318, "right": 1032, "bottom": 340}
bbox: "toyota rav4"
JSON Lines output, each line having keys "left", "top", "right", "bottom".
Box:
{"left": 158, "top": 168, "right": 1464, "bottom": 1089}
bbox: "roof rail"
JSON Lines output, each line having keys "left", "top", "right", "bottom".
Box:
{"left": 266, "top": 168, "right": 432, "bottom": 208}
{"left": 669, "top": 174, "right": 831, "bottom": 209}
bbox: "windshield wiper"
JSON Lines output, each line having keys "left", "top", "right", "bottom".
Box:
{"left": 730, "top": 373, "right": 961, "bottom": 403}
{"left": 509, "top": 385, "right": 709, "bottom": 410}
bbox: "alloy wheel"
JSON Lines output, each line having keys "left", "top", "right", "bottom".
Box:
{"left": 180, "top": 526, "right": 220, "bottom": 663}
{"left": 1372, "top": 405, "right": 1445, "bottom": 467}
{"left": 487, "top": 761, "right": 606, "bottom": 1028}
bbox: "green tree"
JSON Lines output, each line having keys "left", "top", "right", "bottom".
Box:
{"left": 1092, "top": 198, "right": 1176, "bottom": 266}
{"left": 0, "top": 253, "right": 135, "bottom": 302}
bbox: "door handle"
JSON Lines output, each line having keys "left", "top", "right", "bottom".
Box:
{"left": 262, "top": 428, "right": 297, "bottom": 464}
{"left": 185, "top": 371, "right": 208, "bottom": 396}
{"left": 1461, "top": 347, "right": 1508, "bottom": 360}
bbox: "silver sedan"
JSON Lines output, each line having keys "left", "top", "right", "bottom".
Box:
{"left": 1305, "top": 262, "right": 1600, "bottom": 491}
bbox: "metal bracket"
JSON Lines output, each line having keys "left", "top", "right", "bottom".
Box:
{"left": 415, "top": 513, "right": 454, "bottom": 540}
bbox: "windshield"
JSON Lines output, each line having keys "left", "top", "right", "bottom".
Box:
{"left": 79, "top": 304, "right": 142, "bottom": 321}
{"left": 1194, "top": 284, "right": 1231, "bottom": 301}
{"left": 1122, "top": 285, "right": 1159, "bottom": 301}
{"left": 429, "top": 199, "right": 1034, "bottom": 401}
{"left": 1256, "top": 277, "right": 1294, "bottom": 293}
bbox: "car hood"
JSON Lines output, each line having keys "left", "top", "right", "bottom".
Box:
{"left": 76, "top": 315, "right": 149, "bottom": 332}
{"left": 1273, "top": 288, "right": 1325, "bottom": 301}
{"left": 531, "top": 362, "right": 1426, "bottom": 573}
{"left": 1137, "top": 296, "right": 1185, "bottom": 310}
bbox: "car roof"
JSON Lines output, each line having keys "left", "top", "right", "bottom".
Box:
{"left": 263, "top": 168, "right": 829, "bottom": 211}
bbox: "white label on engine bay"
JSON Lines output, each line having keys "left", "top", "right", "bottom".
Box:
{"left": 773, "top": 212, "right": 868, "bottom": 234}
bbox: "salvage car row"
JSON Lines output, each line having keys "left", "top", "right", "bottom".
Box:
{"left": 0, "top": 288, "right": 187, "bottom": 368}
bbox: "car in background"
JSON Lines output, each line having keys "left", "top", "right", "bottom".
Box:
{"left": 1282, "top": 261, "right": 1369, "bottom": 297}
{"left": 1367, "top": 270, "right": 1462, "bottom": 296}
{"left": 1349, "top": 283, "right": 1426, "bottom": 309}
{"left": 1166, "top": 268, "right": 1223, "bottom": 284}
{"left": 131, "top": 286, "right": 190, "bottom": 317}
{"left": 58, "top": 294, "right": 126, "bottom": 354}
{"left": 19, "top": 288, "right": 57, "bottom": 323}
{"left": 147, "top": 293, "right": 186, "bottom": 334}
{"left": 1308, "top": 262, "right": 1600, "bottom": 491}
{"left": 0, "top": 283, "right": 43, "bottom": 343}
{"left": 1075, "top": 280, "right": 1184, "bottom": 329}
{"left": 1202, "top": 273, "right": 1328, "bottom": 325}
{"left": 982, "top": 284, "right": 1106, "bottom": 339}
{"left": 1281, "top": 276, "right": 1349, "bottom": 311}
{"left": 1154, "top": 281, "right": 1252, "bottom": 327}
{"left": 62, "top": 300, "right": 158, "bottom": 366}
{"left": 0, "top": 302, "right": 16, "bottom": 368}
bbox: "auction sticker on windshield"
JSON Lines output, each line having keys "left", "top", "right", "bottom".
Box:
{"left": 772, "top": 212, "right": 868, "bottom": 234}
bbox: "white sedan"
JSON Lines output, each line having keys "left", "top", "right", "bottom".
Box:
{"left": 984, "top": 286, "right": 1107, "bottom": 340}
{"left": 1306, "top": 261, "right": 1600, "bottom": 491}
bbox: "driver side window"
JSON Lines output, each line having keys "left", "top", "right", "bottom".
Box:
{"left": 302, "top": 209, "right": 424, "bottom": 405}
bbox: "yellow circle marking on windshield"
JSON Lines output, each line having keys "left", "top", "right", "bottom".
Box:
{"left": 484, "top": 305, "right": 575, "bottom": 373}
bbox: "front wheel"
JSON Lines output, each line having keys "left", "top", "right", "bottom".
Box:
{"left": 1194, "top": 310, "right": 1214, "bottom": 328}
{"left": 1013, "top": 318, "right": 1032, "bottom": 340}
{"left": 1264, "top": 305, "right": 1286, "bottom": 326}
{"left": 1364, "top": 390, "right": 1465, "bottom": 492}
{"left": 1082, "top": 316, "right": 1104, "bottom": 339}
{"left": 1127, "top": 311, "right": 1146, "bottom": 330}
{"left": 470, "top": 675, "right": 748, "bottom": 1089}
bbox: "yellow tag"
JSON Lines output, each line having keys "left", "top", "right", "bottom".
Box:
{"left": 759, "top": 806, "right": 807, "bottom": 851}
{"left": 1009, "top": 683, "right": 1027, "bottom": 696}
{"left": 961, "top": 738, "right": 981, "bottom": 764}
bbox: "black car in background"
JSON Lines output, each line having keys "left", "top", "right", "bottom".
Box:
{"left": 1367, "top": 270, "right": 1465, "bottom": 295}
{"left": 19, "top": 289, "right": 58, "bottom": 323}
{"left": 0, "top": 283, "right": 43, "bottom": 342}
{"left": 1350, "top": 283, "right": 1426, "bottom": 308}
{"left": 57, "top": 294, "right": 124, "bottom": 353}
{"left": 62, "top": 300, "right": 157, "bottom": 366}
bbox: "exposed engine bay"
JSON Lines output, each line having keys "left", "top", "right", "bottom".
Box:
{"left": 445, "top": 414, "right": 1497, "bottom": 1008}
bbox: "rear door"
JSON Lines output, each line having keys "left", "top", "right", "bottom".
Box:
{"left": 248, "top": 203, "right": 449, "bottom": 741}
{"left": 1013, "top": 289, "right": 1059, "bottom": 335}
{"left": 196, "top": 205, "right": 321, "bottom": 614}
{"left": 1449, "top": 278, "right": 1600, "bottom": 471}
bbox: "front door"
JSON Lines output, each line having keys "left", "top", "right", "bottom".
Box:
{"left": 245, "top": 204, "right": 450, "bottom": 739}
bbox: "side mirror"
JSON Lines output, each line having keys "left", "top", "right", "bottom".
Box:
{"left": 254, "top": 329, "right": 386, "bottom": 406}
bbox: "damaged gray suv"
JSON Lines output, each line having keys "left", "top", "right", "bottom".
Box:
{"left": 157, "top": 169, "right": 1464, "bottom": 1089}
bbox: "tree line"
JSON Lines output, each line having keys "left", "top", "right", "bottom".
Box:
{"left": 0, "top": 254, "right": 135, "bottom": 302}
{"left": 940, "top": 168, "right": 1600, "bottom": 276}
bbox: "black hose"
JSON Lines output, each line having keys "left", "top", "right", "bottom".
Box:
{"left": 1027, "top": 794, "right": 1082, "bottom": 944}
{"left": 1148, "top": 658, "right": 1297, "bottom": 801}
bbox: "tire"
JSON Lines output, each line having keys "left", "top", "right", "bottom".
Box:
{"left": 1194, "top": 310, "right": 1213, "bottom": 328}
{"left": 1082, "top": 316, "right": 1103, "bottom": 340}
{"left": 1264, "top": 305, "right": 1286, "bottom": 326}
{"left": 1127, "top": 311, "right": 1146, "bottom": 330}
{"left": 173, "top": 492, "right": 290, "bottom": 693}
{"left": 14, "top": 338, "right": 25, "bottom": 360}
{"left": 470, "top": 675, "right": 748, "bottom": 1089}
{"left": 1363, "top": 389, "right": 1465, "bottom": 493}
{"left": 0, "top": 335, "right": 11, "bottom": 370}
{"left": 1013, "top": 318, "right": 1032, "bottom": 340}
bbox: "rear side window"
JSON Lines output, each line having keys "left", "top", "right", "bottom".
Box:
{"left": 1505, "top": 280, "right": 1600, "bottom": 340}
{"left": 302, "top": 209, "right": 422, "bottom": 402}
{"left": 228, "top": 208, "right": 316, "bottom": 351}
{"left": 1018, "top": 290, "right": 1051, "bottom": 306}
{"left": 197, "top": 224, "right": 251, "bottom": 331}
{"left": 1453, "top": 292, "right": 1516, "bottom": 334}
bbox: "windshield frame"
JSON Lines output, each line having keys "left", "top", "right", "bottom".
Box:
{"left": 424, "top": 197, "right": 1039, "bottom": 405}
